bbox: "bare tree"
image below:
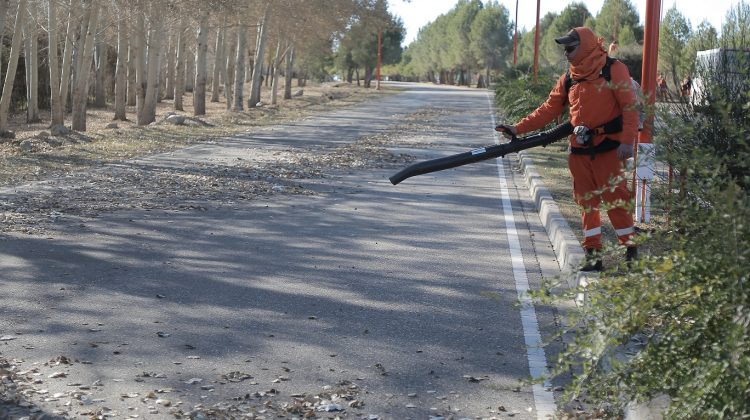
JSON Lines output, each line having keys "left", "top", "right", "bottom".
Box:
{"left": 114, "top": 4, "right": 128, "bottom": 120}
{"left": 58, "top": 0, "right": 77, "bottom": 121}
{"left": 174, "top": 17, "right": 187, "bottom": 111}
{"left": 71, "top": 0, "right": 100, "bottom": 131}
{"left": 232, "top": 21, "right": 247, "bottom": 111}
{"left": 271, "top": 39, "right": 290, "bottom": 105}
{"left": 0, "top": 0, "right": 27, "bottom": 136}
{"left": 141, "top": 11, "right": 163, "bottom": 124}
{"left": 224, "top": 23, "right": 236, "bottom": 110}
{"left": 48, "top": 0, "right": 63, "bottom": 129}
{"left": 248, "top": 5, "right": 269, "bottom": 107}
{"left": 211, "top": 16, "right": 226, "bottom": 102}
{"left": 0, "top": 1, "right": 9, "bottom": 57}
{"left": 284, "top": 44, "right": 295, "bottom": 99}
{"left": 93, "top": 35, "right": 107, "bottom": 107}
{"left": 165, "top": 31, "right": 175, "bottom": 100}
{"left": 134, "top": 5, "right": 146, "bottom": 124}
{"left": 193, "top": 9, "right": 209, "bottom": 115}
{"left": 24, "top": 2, "right": 40, "bottom": 123}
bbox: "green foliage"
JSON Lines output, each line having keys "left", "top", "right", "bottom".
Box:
{"left": 541, "top": 3, "right": 592, "bottom": 67}
{"left": 683, "top": 21, "right": 720, "bottom": 74}
{"left": 594, "top": 0, "right": 642, "bottom": 45}
{"left": 399, "top": 0, "right": 513, "bottom": 83}
{"left": 334, "top": 0, "right": 404, "bottom": 83}
{"left": 721, "top": 0, "right": 750, "bottom": 48}
{"left": 493, "top": 68, "right": 561, "bottom": 123}
{"left": 469, "top": 1, "right": 513, "bottom": 73}
{"left": 659, "top": 7, "right": 692, "bottom": 90}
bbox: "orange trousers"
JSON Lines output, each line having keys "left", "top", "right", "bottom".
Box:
{"left": 568, "top": 149, "right": 635, "bottom": 250}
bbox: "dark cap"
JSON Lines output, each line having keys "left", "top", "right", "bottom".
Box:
{"left": 555, "top": 29, "right": 580, "bottom": 46}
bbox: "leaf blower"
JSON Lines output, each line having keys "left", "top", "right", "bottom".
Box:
{"left": 389, "top": 121, "right": 573, "bottom": 185}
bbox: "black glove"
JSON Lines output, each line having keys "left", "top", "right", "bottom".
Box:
{"left": 495, "top": 124, "right": 518, "bottom": 141}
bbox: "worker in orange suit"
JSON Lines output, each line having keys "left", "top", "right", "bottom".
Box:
{"left": 498, "top": 27, "right": 638, "bottom": 271}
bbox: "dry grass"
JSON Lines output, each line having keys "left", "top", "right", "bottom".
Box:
{"left": 0, "top": 81, "right": 392, "bottom": 188}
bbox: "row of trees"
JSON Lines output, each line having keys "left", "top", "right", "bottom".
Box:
{"left": 394, "top": 0, "right": 513, "bottom": 86}
{"left": 0, "top": 0, "right": 405, "bottom": 137}
{"left": 389, "top": 0, "right": 748, "bottom": 90}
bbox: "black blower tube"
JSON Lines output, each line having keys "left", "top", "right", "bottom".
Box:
{"left": 389, "top": 121, "right": 573, "bottom": 185}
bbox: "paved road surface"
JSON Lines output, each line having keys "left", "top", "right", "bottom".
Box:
{"left": 0, "top": 83, "right": 564, "bottom": 419}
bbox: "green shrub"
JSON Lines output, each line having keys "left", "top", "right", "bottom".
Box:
{"left": 494, "top": 68, "right": 563, "bottom": 123}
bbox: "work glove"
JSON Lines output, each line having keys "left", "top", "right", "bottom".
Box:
{"left": 495, "top": 124, "right": 518, "bottom": 140}
{"left": 617, "top": 143, "right": 634, "bottom": 160}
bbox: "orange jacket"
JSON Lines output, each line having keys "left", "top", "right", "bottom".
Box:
{"left": 515, "top": 28, "right": 638, "bottom": 147}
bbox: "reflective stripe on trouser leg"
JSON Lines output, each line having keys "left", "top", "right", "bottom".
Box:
{"left": 614, "top": 225, "right": 636, "bottom": 245}
{"left": 585, "top": 227, "right": 602, "bottom": 237}
{"left": 582, "top": 210, "right": 602, "bottom": 250}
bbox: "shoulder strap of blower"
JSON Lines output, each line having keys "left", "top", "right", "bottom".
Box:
{"left": 564, "top": 56, "right": 617, "bottom": 94}
{"left": 563, "top": 57, "right": 623, "bottom": 136}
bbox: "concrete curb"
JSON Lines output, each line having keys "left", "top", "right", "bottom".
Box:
{"left": 517, "top": 150, "right": 585, "bottom": 287}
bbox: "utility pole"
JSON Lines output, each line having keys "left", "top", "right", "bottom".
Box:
{"left": 634, "top": 0, "right": 662, "bottom": 223}
{"left": 513, "top": 0, "right": 518, "bottom": 66}
{"left": 532, "top": 0, "right": 540, "bottom": 81}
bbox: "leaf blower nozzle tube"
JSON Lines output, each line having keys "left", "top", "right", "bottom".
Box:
{"left": 389, "top": 121, "right": 573, "bottom": 185}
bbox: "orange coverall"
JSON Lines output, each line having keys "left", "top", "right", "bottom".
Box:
{"left": 515, "top": 29, "right": 637, "bottom": 250}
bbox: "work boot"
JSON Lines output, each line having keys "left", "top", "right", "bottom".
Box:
{"left": 626, "top": 246, "right": 638, "bottom": 263}
{"left": 581, "top": 248, "right": 603, "bottom": 272}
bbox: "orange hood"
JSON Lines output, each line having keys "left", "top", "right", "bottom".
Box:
{"left": 569, "top": 27, "right": 608, "bottom": 81}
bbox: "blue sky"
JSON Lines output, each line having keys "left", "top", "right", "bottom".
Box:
{"left": 388, "top": 0, "right": 734, "bottom": 46}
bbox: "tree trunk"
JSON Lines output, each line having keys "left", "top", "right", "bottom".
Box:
{"left": 193, "top": 10, "right": 209, "bottom": 115}
{"left": 164, "top": 31, "right": 175, "bottom": 100}
{"left": 284, "top": 45, "right": 294, "bottom": 99}
{"left": 223, "top": 25, "right": 236, "bottom": 110}
{"left": 232, "top": 23, "right": 246, "bottom": 111}
{"left": 271, "top": 40, "right": 285, "bottom": 105}
{"left": 248, "top": 7, "right": 269, "bottom": 108}
{"left": 24, "top": 3, "right": 40, "bottom": 123}
{"left": 185, "top": 45, "right": 195, "bottom": 92}
{"left": 126, "top": 43, "right": 136, "bottom": 106}
{"left": 71, "top": 1, "right": 98, "bottom": 132}
{"left": 114, "top": 8, "right": 127, "bottom": 120}
{"left": 211, "top": 18, "right": 225, "bottom": 102}
{"left": 94, "top": 39, "right": 106, "bottom": 107}
{"left": 59, "top": 0, "right": 76, "bottom": 115}
{"left": 141, "top": 17, "right": 161, "bottom": 125}
{"left": 364, "top": 64, "right": 372, "bottom": 88}
{"left": 174, "top": 18, "right": 186, "bottom": 111}
{"left": 0, "top": 0, "right": 26, "bottom": 134}
{"left": 48, "top": 0, "right": 63, "bottom": 129}
{"left": 134, "top": 7, "right": 146, "bottom": 124}
{"left": 0, "top": 0, "right": 9, "bottom": 61}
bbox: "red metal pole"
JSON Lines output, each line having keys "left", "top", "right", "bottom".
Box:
{"left": 376, "top": 30, "right": 382, "bottom": 90}
{"left": 533, "top": 0, "right": 540, "bottom": 81}
{"left": 513, "top": 0, "right": 518, "bottom": 66}
{"left": 639, "top": 0, "right": 660, "bottom": 146}
{"left": 632, "top": 0, "right": 661, "bottom": 220}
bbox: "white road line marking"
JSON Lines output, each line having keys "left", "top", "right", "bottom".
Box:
{"left": 488, "top": 95, "right": 555, "bottom": 419}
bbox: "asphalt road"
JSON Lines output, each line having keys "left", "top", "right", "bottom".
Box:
{"left": 1, "top": 82, "right": 564, "bottom": 419}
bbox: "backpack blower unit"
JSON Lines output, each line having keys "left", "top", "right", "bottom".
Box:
{"left": 389, "top": 121, "right": 574, "bottom": 185}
